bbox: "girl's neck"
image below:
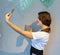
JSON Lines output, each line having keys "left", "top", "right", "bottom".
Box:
{"left": 42, "top": 25, "right": 49, "bottom": 30}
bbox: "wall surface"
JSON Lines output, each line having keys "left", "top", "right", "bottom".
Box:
{"left": 0, "top": 0, "right": 60, "bottom": 55}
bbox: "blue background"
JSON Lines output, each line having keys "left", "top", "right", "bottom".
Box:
{"left": 0, "top": 0, "right": 60, "bottom": 55}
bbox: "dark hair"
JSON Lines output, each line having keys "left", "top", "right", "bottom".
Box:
{"left": 38, "top": 11, "right": 51, "bottom": 33}
{"left": 38, "top": 11, "right": 51, "bottom": 27}
{"left": 41, "top": 28, "right": 51, "bottom": 33}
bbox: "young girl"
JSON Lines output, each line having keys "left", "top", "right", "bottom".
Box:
{"left": 5, "top": 11, "right": 51, "bottom": 55}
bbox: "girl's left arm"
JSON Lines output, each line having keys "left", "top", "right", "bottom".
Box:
{"left": 5, "top": 12, "right": 33, "bottom": 39}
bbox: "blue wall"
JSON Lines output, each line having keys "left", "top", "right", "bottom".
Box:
{"left": 0, "top": 0, "right": 60, "bottom": 55}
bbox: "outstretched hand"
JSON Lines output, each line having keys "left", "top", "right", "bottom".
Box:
{"left": 5, "top": 11, "right": 12, "bottom": 22}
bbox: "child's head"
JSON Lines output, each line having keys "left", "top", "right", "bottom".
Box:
{"left": 37, "top": 11, "right": 51, "bottom": 27}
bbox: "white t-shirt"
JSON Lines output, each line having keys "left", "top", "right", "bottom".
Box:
{"left": 31, "top": 31, "right": 49, "bottom": 50}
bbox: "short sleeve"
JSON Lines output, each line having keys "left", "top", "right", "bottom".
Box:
{"left": 32, "top": 31, "right": 49, "bottom": 40}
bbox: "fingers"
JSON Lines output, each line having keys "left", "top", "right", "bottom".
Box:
{"left": 7, "top": 12, "right": 12, "bottom": 17}
{"left": 6, "top": 9, "right": 14, "bottom": 17}
{"left": 5, "top": 12, "right": 12, "bottom": 21}
{"left": 5, "top": 9, "right": 15, "bottom": 21}
{"left": 7, "top": 11, "right": 12, "bottom": 17}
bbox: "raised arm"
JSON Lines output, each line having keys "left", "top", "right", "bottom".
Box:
{"left": 5, "top": 11, "right": 33, "bottom": 39}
